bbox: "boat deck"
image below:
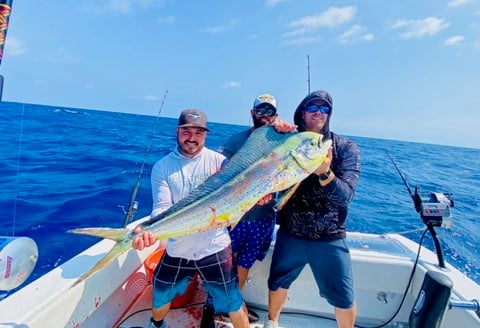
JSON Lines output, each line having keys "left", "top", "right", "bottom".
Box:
{"left": 116, "top": 283, "right": 339, "bottom": 328}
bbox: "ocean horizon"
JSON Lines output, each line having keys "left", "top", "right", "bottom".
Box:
{"left": 1, "top": 101, "right": 479, "bottom": 296}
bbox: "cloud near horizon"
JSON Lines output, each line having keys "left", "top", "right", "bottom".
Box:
{"left": 82, "top": 0, "right": 165, "bottom": 14}
{"left": 223, "top": 81, "right": 241, "bottom": 88}
{"left": 5, "top": 37, "right": 27, "bottom": 56}
{"left": 392, "top": 17, "right": 450, "bottom": 39}
{"left": 444, "top": 35, "right": 465, "bottom": 46}
{"left": 204, "top": 19, "right": 241, "bottom": 34}
{"left": 336, "top": 24, "right": 374, "bottom": 44}
{"left": 448, "top": 0, "right": 472, "bottom": 8}
{"left": 283, "top": 6, "right": 356, "bottom": 45}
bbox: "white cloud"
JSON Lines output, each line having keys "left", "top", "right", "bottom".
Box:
{"left": 392, "top": 17, "right": 450, "bottom": 39}
{"left": 283, "top": 36, "right": 320, "bottom": 46}
{"left": 284, "top": 6, "right": 356, "bottom": 46}
{"left": 336, "top": 25, "right": 374, "bottom": 44}
{"left": 144, "top": 95, "right": 161, "bottom": 101}
{"left": 205, "top": 19, "right": 241, "bottom": 34}
{"left": 4, "top": 37, "right": 26, "bottom": 56}
{"left": 34, "top": 80, "right": 47, "bottom": 86}
{"left": 223, "top": 81, "right": 241, "bottom": 88}
{"left": 157, "top": 16, "right": 175, "bottom": 24}
{"left": 448, "top": 0, "right": 471, "bottom": 8}
{"left": 109, "top": 0, "right": 132, "bottom": 14}
{"left": 289, "top": 6, "right": 356, "bottom": 32}
{"left": 444, "top": 35, "right": 465, "bottom": 46}
{"left": 265, "top": 0, "right": 287, "bottom": 8}
{"left": 83, "top": 0, "right": 164, "bottom": 14}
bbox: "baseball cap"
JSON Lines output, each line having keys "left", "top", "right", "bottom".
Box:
{"left": 177, "top": 109, "right": 210, "bottom": 131}
{"left": 253, "top": 93, "right": 277, "bottom": 110}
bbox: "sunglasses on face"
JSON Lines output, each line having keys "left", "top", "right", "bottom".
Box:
{"left": 304, "top": 104, "right": 331, "bottom": 115}
{"left": 254, "top": 106, "right": 276, "bottom": 117}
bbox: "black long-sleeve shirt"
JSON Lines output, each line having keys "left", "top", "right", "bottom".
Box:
{"left": 278, "top": 132, "right": 360, "bottom": 240}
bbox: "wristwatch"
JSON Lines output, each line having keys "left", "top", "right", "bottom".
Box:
{"left": 318, "top": 169, "right": 332, "bottom": 181}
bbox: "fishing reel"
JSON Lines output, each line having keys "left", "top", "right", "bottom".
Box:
{"left": 413, "top": 187, "right": 454, "bottom": 228}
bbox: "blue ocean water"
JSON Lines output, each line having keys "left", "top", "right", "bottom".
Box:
{"left": 1, "top": 101, "right": 479, "bottom": 296}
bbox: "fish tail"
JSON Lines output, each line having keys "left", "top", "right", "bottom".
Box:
{"left": 71, "top": 240, "right": 131, "bottom": 287}
{"left": 68, "top": 227, "right": 129, "bottom": 242}
{"left": 68, "top": 227, "right": 132, "bottom": 287}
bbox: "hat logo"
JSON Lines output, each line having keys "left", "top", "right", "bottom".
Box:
{"left": 187, "top": 113, "right": 202, "bottom": 121}
{"left": 259, "top": 95, "right": 273, "bottom": 102}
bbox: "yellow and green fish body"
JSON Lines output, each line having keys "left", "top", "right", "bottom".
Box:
{"left": 69, "top": 126, "right": 331, "bottom": 284}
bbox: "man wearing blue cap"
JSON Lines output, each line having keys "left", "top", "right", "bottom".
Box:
{"left": 200, "top": 94, "right": 279, "bottom": 327}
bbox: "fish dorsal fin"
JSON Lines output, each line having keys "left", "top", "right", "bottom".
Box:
{"left": 141, "top": 125, "right": 294, "bottom": 227}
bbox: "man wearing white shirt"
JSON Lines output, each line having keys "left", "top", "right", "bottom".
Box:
{"left": 133, "top": 109, "right": 248, "bottom": 328}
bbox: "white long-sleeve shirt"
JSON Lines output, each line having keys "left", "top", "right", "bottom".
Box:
{"left": 151, "top": 146, "right": 231, "bottom": 260}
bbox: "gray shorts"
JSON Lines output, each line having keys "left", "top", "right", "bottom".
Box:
{"left": 268, "top": 229, "right": 355, "bottom": 309}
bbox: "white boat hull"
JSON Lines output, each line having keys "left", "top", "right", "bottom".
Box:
{"left": 1, "top": 224, "right": 479, "bottom": 328}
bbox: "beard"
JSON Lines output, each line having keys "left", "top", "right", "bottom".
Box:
{"left": 252, "top": 115, "right": 271, "bottom": 129}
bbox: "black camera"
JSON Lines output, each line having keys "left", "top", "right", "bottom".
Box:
{"left": 413, "top": 187, "right": 454, "bottom": 228}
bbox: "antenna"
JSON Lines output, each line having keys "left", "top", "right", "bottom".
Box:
{"left": 307, "top": 55, "right": 311, "bottom": 93}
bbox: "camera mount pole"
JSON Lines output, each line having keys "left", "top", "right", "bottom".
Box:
{"left": 427, "top": 225, "right": 445, "bottom": 268}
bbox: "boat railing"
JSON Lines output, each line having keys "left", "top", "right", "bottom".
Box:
{"left": 449, "top": 299, "right": 480, "bottom": 317}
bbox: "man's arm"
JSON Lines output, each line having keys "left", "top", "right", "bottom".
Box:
{"left": 316, "top": 139, "right": 361, "bottom": 206}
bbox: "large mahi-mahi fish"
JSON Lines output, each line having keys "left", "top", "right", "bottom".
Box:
{"left": 69, "top": 125, "right": 331, "bottom": 285}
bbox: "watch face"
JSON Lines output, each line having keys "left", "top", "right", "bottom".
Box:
{"left": 319, "top": 169, "right": 331, "bottom": 181}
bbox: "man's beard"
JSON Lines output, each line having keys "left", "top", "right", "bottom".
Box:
{"left": 252, "top": 116, "right": 267, "bottom": 129}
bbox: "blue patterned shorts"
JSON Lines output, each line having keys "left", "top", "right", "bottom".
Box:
{"left": 152, "top": 245, "right": 244, "bottom": 313}
{"left": 230, "top": 218, "right": 275, "bottom": 269}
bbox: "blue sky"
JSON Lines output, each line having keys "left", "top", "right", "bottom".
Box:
{"left": 2, "top": 0, "right": 480, "bottom": 148}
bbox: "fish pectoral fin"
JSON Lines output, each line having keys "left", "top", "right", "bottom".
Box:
{"left": 276, "top": 183, "right": 301, "bottom": 211}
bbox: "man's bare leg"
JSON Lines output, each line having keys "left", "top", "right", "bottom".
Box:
{"left": 335, "top": 304, "right": 357, "bottom": 328}
{"left": 237, "top": 266, "right": 249, "bottom": 290}
{"left": 151, "top": 303, "right": 171, "bottom": 325}
{"left": 229, "top": 304, "right": 249, "bottom": 328}
{"left": 267, "top": 287, "right": 288, "bottom": 322}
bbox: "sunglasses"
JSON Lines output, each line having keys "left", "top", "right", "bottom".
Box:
{"left": 254, "top": 106, "right": 276, "bottom": 117}
{"left": 304, "top": 104, "right": 331, "bottom": 115}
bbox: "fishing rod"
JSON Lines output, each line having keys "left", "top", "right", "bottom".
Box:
{"left": 0, "top": 0, "right": 13, "bottom": 101}
{"left": 306, "top": 55, "right": 311, "bottom": 94}
{"left": 122, "top": 90, "right": 168, "bottom": 227}
{"left": 387, "top": 152, "right": 454, "bottom": 268}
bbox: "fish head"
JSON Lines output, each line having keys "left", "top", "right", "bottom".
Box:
{"left": 285, "top": 131, "right": 332, "bottom": 173}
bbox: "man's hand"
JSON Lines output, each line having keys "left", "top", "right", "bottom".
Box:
{"left": 271, "top": 120, "right": 297, "bottom": 133}
{"left": 314, "top": 147, "right": 333, "bottom": 176}
{"left": 257, "top": 193, "right": 274, "bottom": 206}
{"left": 132, "top": 226, "right": 158, "bottom": 251}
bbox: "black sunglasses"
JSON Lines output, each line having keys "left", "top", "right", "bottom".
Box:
{"left": 254, "top": 106, "right": 276, "bottom": 117}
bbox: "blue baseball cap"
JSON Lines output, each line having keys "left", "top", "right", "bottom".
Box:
{"left": 253, "top": 93, "right": 277, "bottom": 110}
